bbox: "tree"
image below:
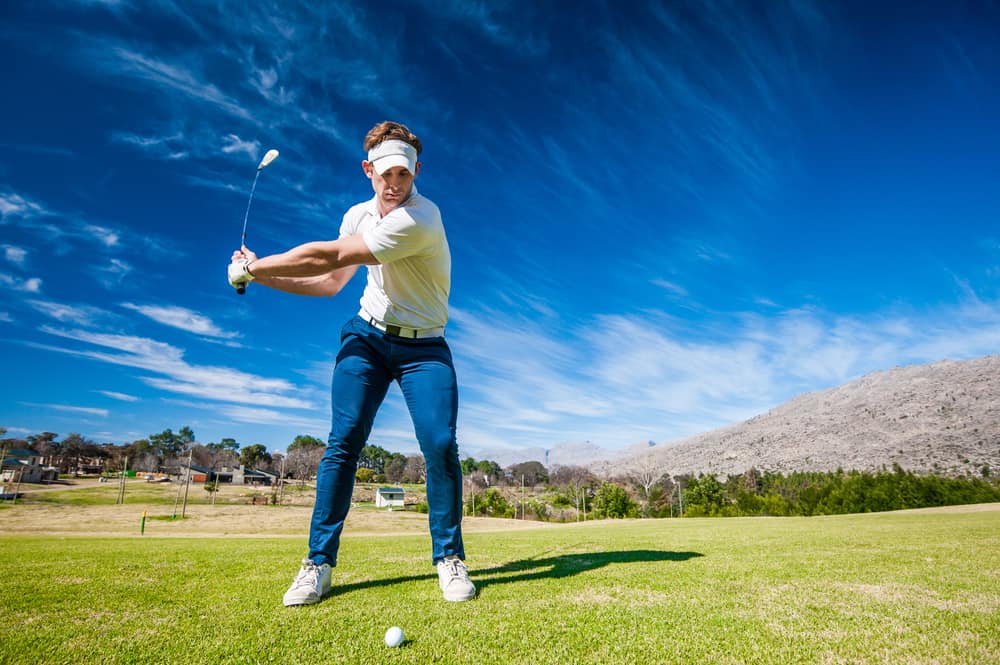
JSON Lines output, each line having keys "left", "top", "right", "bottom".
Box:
{"left": 124, "top": 438, "right": 160, "bottom": 473}
{"left": 61, "top": 433, "right": 103, "bottom": 476}
{"left": 624, "top": 460, "right": 668, "bottom": 516}
{"left": 189, "top": 443, "right": 215, "bottom": 469}
{"left": 359, "top": 445, "right": 392, "bottom": 474}
{"left": 684, "top": 474, "right": 725, "bottom": 516}
{"left": 385, "top": 456, "right": 407, "bottom": 483}
{"left": 460, "top": 457, "right": 478, "bottom": 475}
{"left": 402, "top": 455, "right": 426, "bottom": 484}
{"left": 149, "top": 428, "right": 190, "bottom": 458}
{"left": 475, "top": 460, "right": 502, "bottom": 485}
{"left": 289, "top": 435, "right": 325, "bottom": 452}
{"left": 592, "top": 481, "right": 638, "bottom": 519}
{"left": 27, "top": 432, "right": 60, "bottom": 466}
{"left": 207, "top": 438, "right": 240, "bottom": 453}
{"left": 287, "top": 445, "right": 324, "bottom": 485}
{"left": 240, "top": 444, "right": 272, "bottom": 469}
{"left": 508, "top": 461, "right": 548, "bottom": 487}
{"left": 551, "top": 465, "right": 598, "bottom": 518}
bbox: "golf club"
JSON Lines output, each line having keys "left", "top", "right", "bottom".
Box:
{"left": 236, "top": 148, "right": 280, "bottom": 294}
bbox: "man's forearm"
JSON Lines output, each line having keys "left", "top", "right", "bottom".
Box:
{"left": 250, "top": 241, "right": 341, "bottom": 279}
{"left": 254, "top": 266, "right": 359, "bottom": 297}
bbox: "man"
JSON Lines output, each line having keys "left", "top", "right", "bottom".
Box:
{"left": 228, "top": 121, "right": 474, "bottom": 606}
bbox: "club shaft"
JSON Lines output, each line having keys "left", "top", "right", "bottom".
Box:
{"left": 240, "top": 169, "right": 262, "bottom": 246}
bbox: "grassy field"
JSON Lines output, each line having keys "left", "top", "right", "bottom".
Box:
{"left": 0, "top": 488, "right": 997, "bottom": 664}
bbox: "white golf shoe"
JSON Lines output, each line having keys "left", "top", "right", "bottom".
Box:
{"left": 283, "top": 559, "right": 332, "bottom": 606}
{"left": 437, "top": 556, "right": 476, "bottom": 601}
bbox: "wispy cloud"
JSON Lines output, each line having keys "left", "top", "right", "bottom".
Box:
{"left": 19, "top": 402, "right": 109, "bottom": 417}
{"left": 99, "top": 46, "right": 252, "bottom": 120}
{"left": 215, "top": 404, "right": 328, "bottom": 431}
{"left": 2, "top": 245, "right": 27, "bottom": 266}
{"left": 96, "top": 390, "right": 140, "bottom": 402}
{"left": 221, "top": 134, "right": 260, "bottom": 160}
{"left": 121, "top": 303, "right": 238, "bottom": 339}
{"left": 93, "top": 258, "right": 133, "bottom": 289}
{"left": 111, "top": 131, "right": 189, "bottom": 160}
{"left": 0, "top": 191, "right": 48, "bottom": 220}
{"left": 652, "top": 279, "right": 688, "bottom": 297}
{"left": 449, "top": 296, "right": 1000, "bottom": 452}
{"left": 0, "top": 273, "right": 42, "bottom": 293}
{"left": 33, "top": 325, "right": 315, "bottom": 411}
{"left": 27, "top": 300, "right": 114, "bottom": 327}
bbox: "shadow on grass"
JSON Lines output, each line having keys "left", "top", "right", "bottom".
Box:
{"left": 329, "top": 550, "right": 703, "bottom": 598}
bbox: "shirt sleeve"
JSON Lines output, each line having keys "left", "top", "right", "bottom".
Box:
{"left": 362, "top": 208, "right": 435, "bottom": 265}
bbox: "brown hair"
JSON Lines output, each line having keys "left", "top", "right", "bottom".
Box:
{"left": 363, "top": 121, "right": 422, "bottom": 155}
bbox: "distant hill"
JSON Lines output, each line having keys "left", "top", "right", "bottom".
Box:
{"left": 595, "top": 355, "right": 1000, "bottom": 478}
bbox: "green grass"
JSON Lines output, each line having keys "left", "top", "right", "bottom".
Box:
{"left": 1, "top": 507, "right": 998, "bottom": 664}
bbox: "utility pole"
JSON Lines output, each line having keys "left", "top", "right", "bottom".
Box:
{"left": 116, "top": 456, "right": 128, "bottom": 505}
{"left": 180, "top": 446, "right": 194, "bottom": 518}
{"left": 520, "top": 474, "right": 525, "bottom": 520}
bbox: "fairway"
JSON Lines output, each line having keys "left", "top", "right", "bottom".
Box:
{"left": 1, "top": 504, "right": 998, "bottom": 664}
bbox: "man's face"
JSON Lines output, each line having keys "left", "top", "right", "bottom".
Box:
{"left": 364, "top": 162, "right": 420, "bottom": 214}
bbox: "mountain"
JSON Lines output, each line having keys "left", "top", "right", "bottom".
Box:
{"left": 595, "top": 355, "right": 1000, "bottom": 478}
{"left": 465, "top": 440, "right": 613, "bottom": 469}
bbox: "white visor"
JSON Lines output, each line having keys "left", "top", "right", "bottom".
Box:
{"left": 367, "top": 139, "right": 418, "bottom": 175}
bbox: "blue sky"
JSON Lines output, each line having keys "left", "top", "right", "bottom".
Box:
{"left": 1, "top": 1, "right": 998, "bottom": 458}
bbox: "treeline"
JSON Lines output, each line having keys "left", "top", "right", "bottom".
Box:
{"left": 462, "top": 463, "right": 1000, "bottom": 521}
{"left": 679, "top": 466, "right": 1000, "bottom": 517}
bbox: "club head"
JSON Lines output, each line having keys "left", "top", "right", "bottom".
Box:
{"left": 257, "top": 149, "right": 280, "bottom": 170}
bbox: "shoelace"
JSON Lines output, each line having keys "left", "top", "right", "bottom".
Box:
{"left": 292, "top": 563, "right": 322, "bottom": 589}
{"left": 441, "top": 558, "right": 468, "bottom": 581}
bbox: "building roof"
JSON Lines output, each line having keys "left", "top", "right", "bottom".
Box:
{"left": 377, "top": 487, "right": 405, "bottom": 494}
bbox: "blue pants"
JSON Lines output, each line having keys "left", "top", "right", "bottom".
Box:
{"left": 308, "top": 316, "right": 465, "bottom": 566}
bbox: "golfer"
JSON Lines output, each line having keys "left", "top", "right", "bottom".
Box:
{"left": 228, "top": 121, "right": 474, "bottom": 605}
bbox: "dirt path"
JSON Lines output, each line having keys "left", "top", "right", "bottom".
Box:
{"left": 0, "top": 498, "right": 557, "bottom": 538}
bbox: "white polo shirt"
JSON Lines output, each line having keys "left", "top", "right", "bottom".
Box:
{"left": 339, "top": 186, "right": 451, "bottom": 331}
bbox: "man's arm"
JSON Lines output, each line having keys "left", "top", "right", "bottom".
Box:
{"left": 253, "top": 266, "right": 361, "bottom": 297}
{"left": 235, "top": 235, "right": 377, "bottom": 297}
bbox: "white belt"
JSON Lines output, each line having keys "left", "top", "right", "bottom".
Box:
{"left": 359, "top": 309, "right": 445, "bottom": 339}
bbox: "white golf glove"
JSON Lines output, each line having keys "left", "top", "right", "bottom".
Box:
{"left": 228, "top": 259, "right": 255, "bottom": 289}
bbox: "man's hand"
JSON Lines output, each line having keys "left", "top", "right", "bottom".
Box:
{"left": 228, "top": 259, "right": 255, "bottom": 290}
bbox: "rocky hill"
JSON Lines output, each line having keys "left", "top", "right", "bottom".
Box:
{"left": 595, "top": 355, "right": 1000, "bottom": 478}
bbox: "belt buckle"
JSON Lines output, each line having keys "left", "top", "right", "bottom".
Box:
{"left": 385, "top": 324, "right": 403, "bottom": 336}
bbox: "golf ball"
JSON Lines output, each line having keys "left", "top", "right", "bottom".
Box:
{"left": 384, "top": 626, "right": 404, "bottom": 648}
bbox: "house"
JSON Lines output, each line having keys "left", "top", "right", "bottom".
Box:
{"left": 1, "top": 448, "right": 59, "bottom": 484}
{"left": 178, "top": 464, "right": 276, "bottom": 486}
{"left": 375, "top": 487, "right": 405, "bottom": 509}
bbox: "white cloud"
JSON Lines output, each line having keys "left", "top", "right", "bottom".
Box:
{"left": 33, "top": 325, "right": 315, "bottom": 411}
{"left": 121, "top": 302, "right": 238, "bottom": 339}
{"left": 111, "top": 131, "right": 189, "bottom": 160}
{"left": 221, "top": 134, "right": 259, "bottom": 159}
{"left": 216, "top": 404, "right": 328, "bottom": 431}
{"left": 0, "top": 273, "right": 42, "bottom": 292}
{"left": 85, "top": 225, "right": 120, "bottom": 247}
{"left": 94, "top": 258, "right": 133, "bottom": 288}
{"left": 27, "top": 300, "right": 113, "bottom": 327}
{"left": 0, "top": 192, "right": 47, "bottom": 220}
{"left": 448, "top": 296, "right": 1000, "bottom": 451}
{"left": 2, "top": 245, "right": 27, "bottom": 266}
{"left": 19, "top": 402, "right": 109, "bottom": 417}
{"left": 0, "top": 311, "right": 12, "bottom": 323}
{"left": 101, "top": 47, "right": 252, "bottom": 120}
{"left": 651, "top": 279, "right": 688, "bottom": 296}
{"left": 96, "top": 390, "right": 140, "bottom": 402}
